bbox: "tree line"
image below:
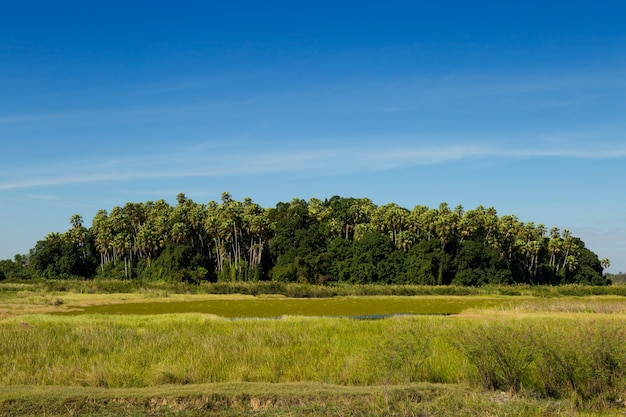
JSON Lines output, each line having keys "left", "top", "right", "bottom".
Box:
{"left": 0, "top": 193, "right": 611, "bottom": 285}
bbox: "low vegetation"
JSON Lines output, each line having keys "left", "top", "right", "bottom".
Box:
{"left": 2, "top": 279, "right": 626, "bottom": 298}
{"left": 3, "top": 283, "right": 626, "bottom": 415}
{"left": 607, "top": 272, "right": 626, "bottom": 284}
{"left": 3, "top": 312, "right": 625, "bottom": 401}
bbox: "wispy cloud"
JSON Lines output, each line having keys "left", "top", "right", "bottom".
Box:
{"left": 26, "top": 193, "right": 61, "bottom": 201}
{"left": 1, "top": 141, "right": 625, "bottom": 191}
{"left": 0, "top": 141, "right": 626, "bottom": 190}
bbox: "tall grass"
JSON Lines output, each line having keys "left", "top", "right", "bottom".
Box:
{"left": 0, "top": 315, "right": 448, "bottom": 387}
{"left": 4, "top": 279, "right": 626, "bottom": 297}
{"left": 455, "top": 317, "right": 626, "bottom": 406}
{"left": 2, "top": 313, "right": 626, "bottom": 405}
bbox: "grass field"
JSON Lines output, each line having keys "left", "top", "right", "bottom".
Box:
{"left": 2, "top": 281, "right": 626, "bottom": 416}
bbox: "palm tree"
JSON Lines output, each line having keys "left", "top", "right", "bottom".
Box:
{"left": 560, "top": 229, "right": 575, "bottom": 271}
{"left": 548, "top": 227, "right": 561, "bottom": 269}
{"left": 68, "top": 214, "right": 88, "bottom": 259}
{"left": 374, "top": 203, "right": 409, "bottom": 246}
{"left": 204, "top": 200, "right": 224, "bottom": 271}
{"left": 92, "top": 209, "right": 112, "bottom": 270}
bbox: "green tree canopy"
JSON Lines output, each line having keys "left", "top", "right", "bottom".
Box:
{"left": 7, "top": 193, "right": 610, "bottom": 286}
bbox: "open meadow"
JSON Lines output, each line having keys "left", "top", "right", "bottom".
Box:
{"left": 2, "top": 282, "right": 626, "bottom": 416}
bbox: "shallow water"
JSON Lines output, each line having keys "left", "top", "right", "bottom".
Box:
{"left": 54, "top": 296, "right": 508, "bottom": 318}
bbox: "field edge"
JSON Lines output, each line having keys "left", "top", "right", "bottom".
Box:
{"left": 2, "top": 382, "right": 623, "bottom": 417}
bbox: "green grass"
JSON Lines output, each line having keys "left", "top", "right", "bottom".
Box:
{"left": 2, "top": 313, "right": 626, "bottom": 406}
{"left": 1, "top": 382, "right": 602, "bottom": 417}
{"left": 3, "top": 279, "right": 626, "bottom": 297}
{"left": 4, "top": 283, "right": 626, "bottom": 415}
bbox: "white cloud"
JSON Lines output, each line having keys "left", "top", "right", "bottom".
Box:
{"left": 1, "top": 141, "right": 625, "bottom": 191}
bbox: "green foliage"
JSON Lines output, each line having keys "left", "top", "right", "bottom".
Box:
{"left": 7, "top": 194, "right": 611, "bottom": 287}
{"left": 569, "top": 240, "right": 605, "bottom": 285}
{"left": 269, "top": 199, "right": 330, "bottom": 283}
{"left": 452, "top": 240, "right": 512, "bottom": 286}
{"left": 28, "top": 231, "right": 98, "bottom": 279}
{"left": 0, "top": 259, "right": 18, "bottom": 281}
{"left": 327, "top": 232, "right": 405, "bottom": 284}
{"left": 404, "top": 240, "right": 451, "bottom": 285}
{"left": 141, "top": 243, "right": 210, "bottom": 283}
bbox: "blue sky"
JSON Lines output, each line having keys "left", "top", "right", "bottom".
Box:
{"left": 1, "top": 1, "right": 625, "bottom": 272}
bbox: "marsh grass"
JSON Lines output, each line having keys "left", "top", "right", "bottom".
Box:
{"left": 500, "top": 298, "right": 626, "bottom": 314}
{"left": 4, "top": 283, "right": 626, "bottom": 413}
{"left": 455, "top": 322, "right": 537, "bottom": 393}
{"left": 4, "top": 279, "right": 626, "bottom": 297}
{"left": 2, "top": 313, "right": 626, "bottom": 408}
{"left": 454, "top": 317, "right": 626, "bottom": 407}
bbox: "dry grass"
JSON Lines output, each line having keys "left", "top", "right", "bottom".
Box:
{"left": 0, "top": 291, "right": 257, "bottom": 318}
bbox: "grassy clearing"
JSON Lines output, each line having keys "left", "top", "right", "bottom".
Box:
{"left": 2, "top": 313, "right": 626, "bottom": 409}
{"left": 3, "top": 284, "right": 626, "bottom": 415}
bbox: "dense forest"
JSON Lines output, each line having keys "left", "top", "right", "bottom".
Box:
{"left": 0, "top": 193, "right": 611, "bottom": 285}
